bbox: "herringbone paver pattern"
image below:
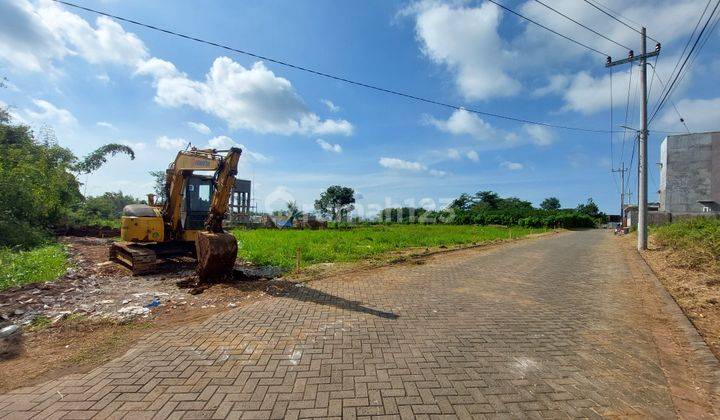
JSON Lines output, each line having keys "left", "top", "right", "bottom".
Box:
{"left": 0, "top": 230, "right": 712, "bottom": 418}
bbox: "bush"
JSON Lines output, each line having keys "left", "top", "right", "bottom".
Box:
{"left": 653, "top": 217, "right": 720, "bottom": 271}
{"left": 67, "top": 191, "right": 139, "bottom": 227}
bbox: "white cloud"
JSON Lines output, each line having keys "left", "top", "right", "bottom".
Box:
{"left": 316, "top": 139, "right": 342, "bottom": 154}
{"left": 0, "top": 2, "right": 352, "bottom": 139}
{"left": 24, "top": 99, "right": 77, "bottom": 126}
{"left": 321, "top": 99, "right": 340, "bottom": 112}
{"left": 407, "top": 1, "right": 520, "bottom": 100}
{"left": 208, "top": 135, "right": 269, "bottom": 163}
{"left": 426, "top": 109, "right": 495, "bottom": 141}
{"left": 379, "top": 157, "right": 427, "bottom": 171}
{"left": 403, "top": 0, "right": 708, "bottom": 105}
{"left": 447, "top": 148, "right": 461, "bottom": 160}
{"left": 122, "top": 141, "right": 146, "bottom": 151}
{"left": 155, "top": 135, "right": 188, "bottom": 150}
{"left": 532, "top": 74, "right": 569, "bottom": 98}
{"left": 96, "top": 73, "right": 110, "bottom": 83}
{"left": 146, "top": 57, "right": 353, "bottom": 136}
{"left": 186, "top": 121, "right": 212, "bottom": 135}
{"left": 500, "top": 161, "right": 523, "bottom": 171}
{"left": 135, "top": 57, "right": 180, "bottom": 79}
{"left": 379, "top": 157, "right": 447, "bottom": 177}
{"left": 96, "top": 121, "right": 117, "bottom": 130}
{"left": 0, "top": 0, "right": 148, "bottom": 72}
{"left": 656, "top": 97, "right": 720, "bottom": 133}
{"left": 446, "top": 148, "right": 479, "bottom": 162}
{"left": 523, "top": 124, "right": 554, "bottom": 146}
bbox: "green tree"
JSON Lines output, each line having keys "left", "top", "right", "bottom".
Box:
{"left": 540, "top": 197, "right": 561, "bottom": 211}
{"left": 149, "top": 170, "right": 167, "bottom": 202}
{"left": 286, "top": 200, "right": 302, "bottom": 221}
{"left": 0, "top": 110, "right": 135, "bottom": 247}
{"left": 576, "top": 198, "right": 601, "bottom": 218}
{"left": 449, "top": 193, "right": 472, "bottom": 211}
{"left": 72, "top": 191, "right": 140, "bottom": 224}
{"left": 473, "top": 191, "right": 500, "bottom": 210}
{"left": 314, "top": 185, "right": 355, "bottom": 221}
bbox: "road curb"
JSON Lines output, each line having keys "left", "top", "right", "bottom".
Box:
{"left": 634, "top": 248, "right": 720, "bottom": 414}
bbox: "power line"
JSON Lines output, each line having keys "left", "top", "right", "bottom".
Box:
{"left": 587, "top": 0, "right": 642, "bottom": 27}
{"left": 582, "top": 0, "right": 659, "bottom": 44}
{"left": 619, "top": 64, "right": 634, "bottom": 165}
{"left": 52, "top": 0, "right": 617, "bottom": 134}
{"left": 653, "top": 0, "right": 712, "bottom": 117}
{"left": 647, "top": 63, "right": 690, "bottom": 133}
{"left": 650, "top": 0, "right": 720, "bottom": 123}
{"left": 484, "top": 0, "right": 609, "bottom": 56}
{"left": 532, "top": 0, "right": 632, "bottom": 51}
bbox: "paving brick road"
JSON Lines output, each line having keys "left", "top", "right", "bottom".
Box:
{"left": 1, "top": 230, "right": 718, "bottom": 418}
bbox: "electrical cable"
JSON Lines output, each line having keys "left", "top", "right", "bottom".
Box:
{"left": 619, "top": 65, "right": 634, "bottom": 166}
{"left": 647, "top": 63, "right": 691, "bottom": 133}
{"left": 588, "top": 0, "right": 642, "bottom": 27}
{"left": 484, "top": 0, "right": 609, "bottom": 56}
{"left": 582, "top": 0, "right": 659, "bottom": 43}
{"left": 52, "top": 0, "right": 618, "bottom": 134}
{"left": 532, "top": 0, "right": 632, "bottom": 51}
{"left": 650, "top": 0, "right": 720, "bottom": 123}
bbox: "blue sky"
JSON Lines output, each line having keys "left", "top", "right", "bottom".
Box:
{"left": 1, "top": 0, "right": 719, "bottom": 216}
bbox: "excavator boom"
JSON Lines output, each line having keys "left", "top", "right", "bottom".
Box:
{"left": 195, "top": 147, "right": 242, "bottom": 282}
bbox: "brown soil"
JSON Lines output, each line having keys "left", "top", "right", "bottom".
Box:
{"left": 623, "top": 233, "right": 720, "bottom": 359}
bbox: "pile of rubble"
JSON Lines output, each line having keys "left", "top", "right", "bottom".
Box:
{"left": 0, "top": 237, "right": 281, "bottom": 330}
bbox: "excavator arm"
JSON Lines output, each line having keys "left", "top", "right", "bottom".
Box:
{"left": 195, "top": 147, "right": 243, "bottom": 281}
{"left": 204, "top": 147, "right": 242, "bottom": 232}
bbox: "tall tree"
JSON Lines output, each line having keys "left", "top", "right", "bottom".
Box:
{"left": 314, "top": 185, "right": 355, "bottom": 221}
{"left": 0, "top": 111, "right": 135, "bottom": 246}
{"left": 149, "top": 170, "right": 167, "bottom": 202}
{"left": 540, "top": 197, "right": 561, "bottom": 211}
{"left": 576, "top": 198, "right": 601, "bottom": 218}
{"left": 473, "top": 191, "right": 500, "bottom": 210}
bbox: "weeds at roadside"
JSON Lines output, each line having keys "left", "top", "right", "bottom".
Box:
{"left": 653, "top": 218, "right": 720, "bottom": 272}
{"left": 0, "top": 244, "right": 68, "bottom": 290}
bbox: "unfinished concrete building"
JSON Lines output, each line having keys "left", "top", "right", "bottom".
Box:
{"left": 659, "top": 131, "right": 720, "bottom": 214}
{"left": 227, "top": 179, "right": 252, "bottom": 225}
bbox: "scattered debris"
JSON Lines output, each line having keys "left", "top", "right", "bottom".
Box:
{"left": 118, "top": 306, "right": 150, "bottom": 316}
{"left": 145, "top": 298, "right": 161, "bottom": 308}
{"left": 0, "top": 325, "right": 18, "bottom": 338}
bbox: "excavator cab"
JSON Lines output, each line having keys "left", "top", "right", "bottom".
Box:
{"left": 183, "top": 175, "right": 215, "bottom": 230}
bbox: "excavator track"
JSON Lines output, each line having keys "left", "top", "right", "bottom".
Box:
{"left": 110, "top": 242, "right": 158, "bottom": 275}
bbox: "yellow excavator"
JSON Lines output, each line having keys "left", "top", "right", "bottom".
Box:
{"left": 110, "top": 147, "right": 242, "bottom": 281}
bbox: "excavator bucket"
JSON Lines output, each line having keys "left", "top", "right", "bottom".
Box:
{"left": 195, "top": 231, "right": 238, "bottom": 282}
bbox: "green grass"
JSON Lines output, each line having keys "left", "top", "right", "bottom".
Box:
{"left": 232, "top": 224, "right": 546, "bottom": 270}
{"left": 652, "top": 217, "right": 720, "bottom": 271}
{"left": 0, "top": 244, "right": 68, "bottom": 290}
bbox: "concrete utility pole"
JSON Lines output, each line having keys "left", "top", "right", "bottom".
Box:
{"left": 612, "top": 161, "right": 628, "bottom": 224}
{"left": 606, "top": 27, "right": 658, "bottom": 250}
{"left": 638, "top": 27, "right": 648, "bottom": 250}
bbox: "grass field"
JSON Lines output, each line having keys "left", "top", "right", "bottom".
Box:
{"left": 652, "top": 217, "right": 720, "bottom": 271}
{"left": 232, "top": 224, "right": 546, "bottom": 270}
{"left": 0, "top": 244, "right": 68, "bottom": 290}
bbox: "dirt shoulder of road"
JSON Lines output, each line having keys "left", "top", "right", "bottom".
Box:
{"left": 622, "top": 233, "right": 720, "bottom": 359}
{"left": 620, "top": 233, "right": 720, "bottom": 417}
{"left": 0, "top": 230, "right": 560, "bottom": 393}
